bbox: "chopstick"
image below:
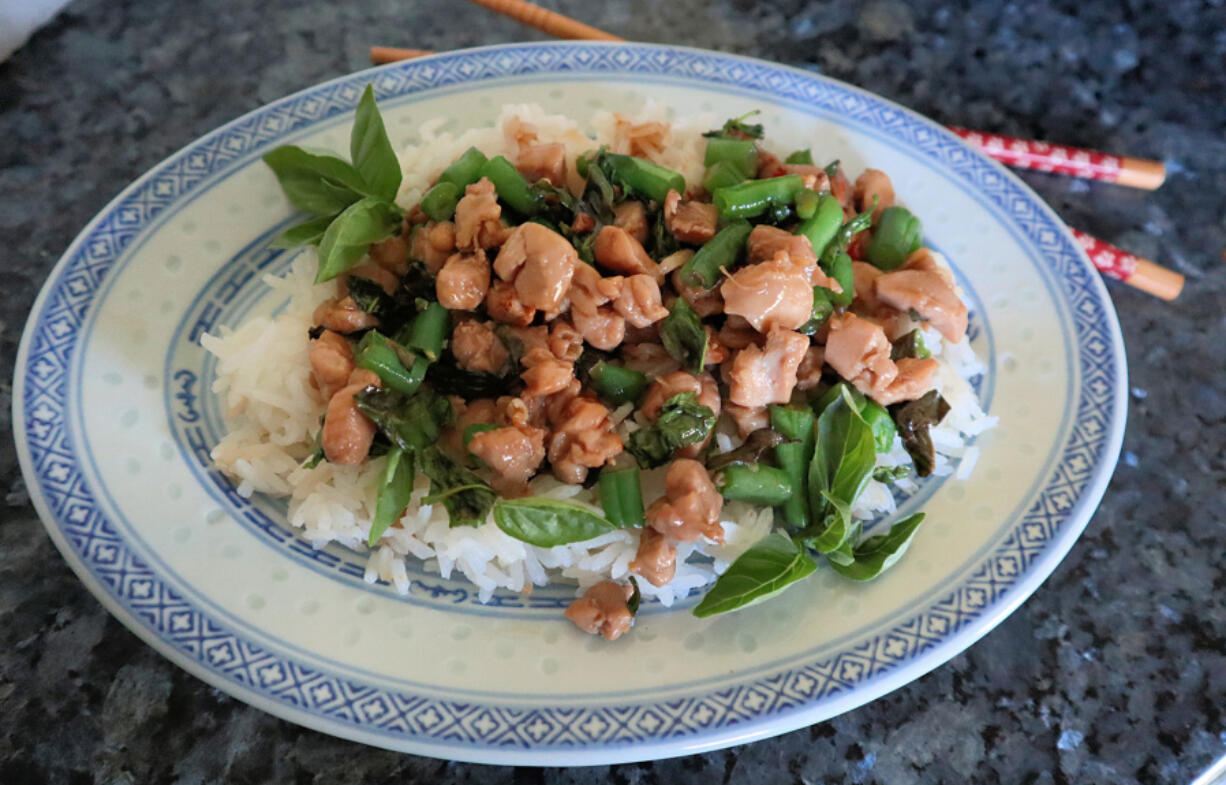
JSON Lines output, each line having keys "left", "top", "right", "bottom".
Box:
{"left": 367, "top": 43, "right": 1184, "bottom": 301}
{"left": 947, "top": 128, "right": 1166, "bottom": 190}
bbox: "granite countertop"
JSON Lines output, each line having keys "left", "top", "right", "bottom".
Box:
{"left": 2, "top": 0, "right": 1224, "bottom": 782}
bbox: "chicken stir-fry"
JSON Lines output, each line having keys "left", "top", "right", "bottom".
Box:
{"left": 273, "top": 101, "right": 972, "bottom": 639}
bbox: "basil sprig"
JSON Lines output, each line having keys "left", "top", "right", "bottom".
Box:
{"left": 263, "top": 84, "right": 404, "bottom": 283}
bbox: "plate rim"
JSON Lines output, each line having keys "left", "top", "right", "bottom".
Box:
{"left": 12, "top": 40, "right": 1127, "bottom": 765}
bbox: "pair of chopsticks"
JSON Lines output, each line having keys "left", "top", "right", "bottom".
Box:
{"left": 370, "top": 0, "right": 1183, "bottom": 300}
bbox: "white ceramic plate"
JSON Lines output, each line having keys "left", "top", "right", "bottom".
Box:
{"left": 13, "top": 42, "right": 1126, "bottom": 765}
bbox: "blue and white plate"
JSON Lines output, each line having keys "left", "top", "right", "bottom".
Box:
{"left": 13, "top": 43, "right": 1125, "bottom": 765}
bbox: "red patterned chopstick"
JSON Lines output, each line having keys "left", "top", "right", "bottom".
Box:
{"left": 947, "top": 127, "right": 1166, "bottom": 190}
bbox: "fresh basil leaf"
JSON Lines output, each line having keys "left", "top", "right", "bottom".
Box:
{"left": 369, "top": 448, "right": 415, "bottom": 546}
{"left": 315, "top": 197, "right": 403, "bottom": 283}
{"left": 625, "top": 392, "right": 716, "bottom": 469}
{"left": 272, "top": 214, "right": 336, "bottom": 248}
{"left": 808, "top": 491, "right": 855, "bottom": 554}
{"left": 702, "top": 110, "right": 765, "bottom": 140}
{"left": 418, "top": 447, "right": 496, "bottom": 528}
{"left": 807, "top": 386, "right": 877, "bottom": 525}
{"left": 492, "top": 497, "right": 616, "bottom": 547}
{"left": 262, "top": 145, "right": 368, "bottom": 216}
{"left": 829, "top": 513, "right": 925, "bottom": 581}
{"left": 889, "top": 391, "right": 951, "bottom": 478}
{"left": 660, "top": 296, "right": 707, "bottom": 374}
{"left": 354, "top": 386, "right": 453, "bottom": 453}
{"left": 692, "top": 533, "right": 817, "bottom": 618}
{"left": 350, "top": 84, "right": 403, "bottom": 202}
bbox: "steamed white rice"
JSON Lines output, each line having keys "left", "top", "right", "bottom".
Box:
{"left": 202, "top": 104, "right": 996, "bottom": 605}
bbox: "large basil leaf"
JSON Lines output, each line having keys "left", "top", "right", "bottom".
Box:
{"left": 262, "top": 145, "right": 367, "bottom": 217}
{"left": 369, "top": 448, "right": 415, "bottom": 546}
{"left": 625, "top": 392, "right": 716, "bottom": 468}
{"left": 659, "top": 296, "right": 707, "bottom": 373}
{"left": 354, "top": 386, "right": 453, "bottom": 452}
{"left": 692, "top": 533, "right": 817, "bottom": 618}
{"left": 807, "top": 386, "right": 877, "bottom": 523}
{"left": 829, "top": 513, "right": 925, "bottom": 581}
{"left": 315, "top": 197, "right": 403, "bottom": 283}
{"left": 350, "top": 84, "right": 403, "bottom": 203}
{"left": 808, "top": 491, "right": 857, "bottom": 554}
{"left": 272, "top": 214, "right": 336, "bottom": 249}
{"left": 418, "top": 447, "right": 496, "bottom": 528}
{"left": 493, "top": 498, "right": 616, "bottom": 547}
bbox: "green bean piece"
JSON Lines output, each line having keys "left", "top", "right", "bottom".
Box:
{"left": 355, "top": 331, "right": 429, "bottom": 395}
{"left": 404, "top": 302, "right": 450, "bottom": 362}
{"left": 598, "top": 466, "right": 645, "bottom": 528}
{"left": 602, "top": 153, "right": 686, "bottom": 204}
{"left": 795, "top": 188, "right": 820, "bottom": 220}
{"left": 866, "top": 206, "right": 923, "bottom": 270}
{"left": 826, "top": 251, "right": 854, "bottom": 307}
{"left": 589, "top": 362, "right": 649, "bottom": 406}
{"left": 478, "top": 155, "right": 539, "bottom": 215}
{"left": 420, "top": 182, "right": 461, "bottom": 223}
{"left": 797, "top": 287, "right": 835, "bottom": 336}
{"left": 785, "top": 149, "right": 815, "bottom": 165}
{"left": 770, "top": 405, "right": 816, "bottom": 527}
{"left": 679, "top": 218, "right": 752, "bottom": 289}
{"left": 716, "top": 463, "right": 794, "bottom": 506}
{"left": 795, "top": 194, "right": 844, "bottom": 257}
{"left": 703, "top": 137, "right": 759, "bottom": 176}
{"left": 702, "top": 160, "right": 750, "bottom": 193}
{"left": 437, "top": 146, "right": 488, "bottom": 189}
{"left": 712, "top": 174, "right": 805, "bottom": 220}
{"left": 860, "top": 401, "right": 899, "bottom": 453}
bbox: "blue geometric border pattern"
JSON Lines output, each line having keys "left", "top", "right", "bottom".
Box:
{"left": 16, "top": 43, "right": 1123, "bottom": 760}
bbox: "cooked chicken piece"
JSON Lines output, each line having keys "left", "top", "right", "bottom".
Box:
{"left": 851, "top": 261, "right": 885, "bottom": 312}
{"left": 640, "top": 370, "right": 722, "bottom": 421}
{"left": 704, "top": 326, "right": 729, "bottom": 366}
{"left": 436, "top": 251, "right": 490, "bottom": 311}
{"left": 782, "top": 164, "right": 830, "bottom": 193}
{"left": 408, "top": 220, "right": 456, "bottom": 274}
{"left": 547, "top": 318, "right": 585, "bottom": 363}
{"left": 725, "top": 402, "right": 770, "bottom": 439}
{"left": 444, "top": 396, "right": 500, "bottom": 455}
{"left": 630, "top": 527, "right": 677, "bottom": 587}
{"left": 313, "top": 297, "right": 379, "bottom": 333}
{"left": 755, "top": 148, "right": 787, "bottom": 178}
{"left": 717, "top": 314, "right": 763, "bottom": 350}
{"left": 824, "top": 312, "right": 897, "bottom": 395}
{"left": 613, "top": 200, "right": 649, "bottom": 245}
{"left": 571, "top": 213, "right": 596, "bottom": 233}
{"left": 493, "top": 222, "right": 579, "bottom": 315}
{"left": 485, "top": 279, "right": 536, "bottom": 327}
{"left": 612, "top": 274, "right": 669, "bottom": 328}
{"left": 547, "top": 396, "right": 623, "bottom": 484}
{"left": 746, "top": 225, "right": 818, "bottom": 269}
{"left": 564, "top": 581, "right": 635, "bottom": 640}
{"left": 594, "top": 225, "right": 660, "bottom": 280}
{"left": 468, "top": 425, "right": 547, "bottom": 495}
{"left": 874, "top": 357, "right": 941, "bottom": 406}
{"left": 671, "top": 269, "right": 724, "bottom": 318}
{"left": 516, "top": 142, "right": 566, "bottom": 187}
{"left": 874, "top": 269, "right": 968, "bottom": 342}
{"left": 568, "top": 263, "right": 627, "bottom": 351}
{"left": 721, "top": 258, "right": 814, "bottom": 333}
{"left": 853, "top": 168, "right": 894, "bottom": 222}
{"left": 341, "top": 261, "right": 399, "bottom": 296}
{"left": 309, "top": 330, "right": 355, "bottom": 401}
{"left": 645, "top": 459, "right": 724, "bottom": 544}
{"left": 620, "top": 342, "right": 681, "bottom": 377}
{"left": 663, "top": 189, "right": 719, "bottom": 245}
{"left": 454, "top": 177, "right": 508, "bottom": 251}
{"left": 322, "top": 368, "right": 380, "bottom": 466}
{"left": 522, "top": 354, "right": 575, "bottom": 398}
{"left": 450, "top": 320, "right": 509, "bottom": 375}
{"left": 727, "top": 328, "right": 809, "bottom": 408}
{"left": 795, "top": 345, "right": 826, "bottom": 391}
{"left": 369, "top": 232, "right": 408, "bottom": 275}
{"left": 904, "top": 247, "right": 956, "bottom": 289}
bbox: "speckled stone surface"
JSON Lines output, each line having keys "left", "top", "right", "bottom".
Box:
{"left": 2, "top": 1, "right": 1225, "bottom": 782}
